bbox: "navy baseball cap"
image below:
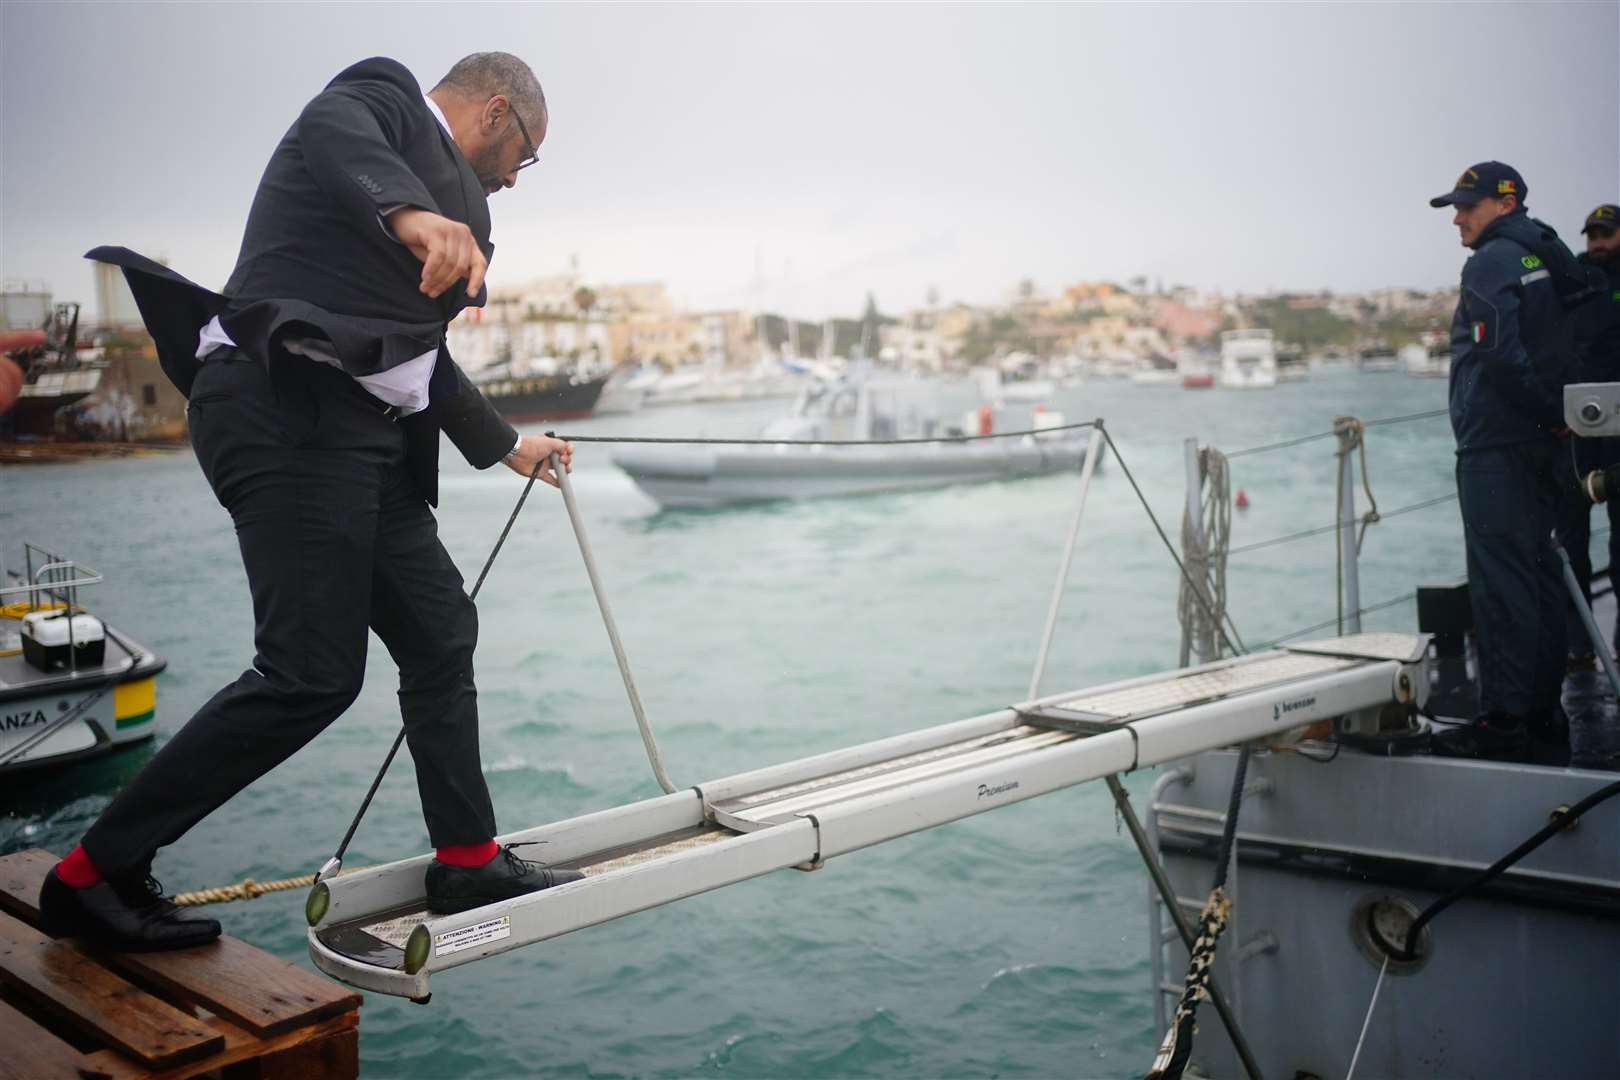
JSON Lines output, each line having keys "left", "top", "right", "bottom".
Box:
{"left": 1582, "top": 204, "right": 1619, "bottom": 234}
{"left": 1430, "top": 161, "right": 1527, "bottom": 208}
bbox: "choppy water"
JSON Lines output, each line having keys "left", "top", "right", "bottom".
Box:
{"left": 3, "top": 370, "right": 1496, "bottom": 1077}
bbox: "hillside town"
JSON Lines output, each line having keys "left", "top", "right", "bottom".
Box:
{"left": 449, "top": 271, "right": 1457, "bottom": 376}
{"left": 2, "top": 266, "right": 1459, "bottom": 448}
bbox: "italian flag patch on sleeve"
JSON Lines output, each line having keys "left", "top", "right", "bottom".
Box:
{"left": 1471, "top": 321, "right": 1487, "bottom": 344}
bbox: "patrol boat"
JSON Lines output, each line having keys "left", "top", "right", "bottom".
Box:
{"left": 0, "top": 543, "right": 166, "bottom": 773}
{"left": 612, "top": 371, "right": 1094, "bottom": 508}
{"left": 1135, "top": 420, "right": 1618, "bottom": 1078}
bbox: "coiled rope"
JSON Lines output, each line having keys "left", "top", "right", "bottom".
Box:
{"left": 1178, "top": 446, "right": 1232, "bottom": 661}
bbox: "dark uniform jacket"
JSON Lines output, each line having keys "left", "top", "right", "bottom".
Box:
{"left": 1570, "top": 254, "right": 1620, "bottom": 381}
{"left": 90, "top": 57, "right": 517, "bottom": 506}
{"left": 1448, "top": 211, "right": 1583, "bottom": 453}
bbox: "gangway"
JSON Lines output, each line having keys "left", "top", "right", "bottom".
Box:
{"left": 308, "top": 631, "right": 1427, "bottom": 1000}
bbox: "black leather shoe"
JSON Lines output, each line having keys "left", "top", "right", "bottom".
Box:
{"left": 38, "top": 868, "right": 222, "bottom": 952}
{"left": 1430, "top": 713, "right": 1530, "bottom": 762}
{"left": 424, "top": 844, "right": 586, "bottom": 915}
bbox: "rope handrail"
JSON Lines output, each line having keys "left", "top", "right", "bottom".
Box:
{"left": 555, "top": 419, "right": 1097, "bottom": 446}
{"left": 1225, "top": 407, "right": 1448, "bottom": 460}
{"left": 1227, "top": 492, "right": 1458, "bottom": 557}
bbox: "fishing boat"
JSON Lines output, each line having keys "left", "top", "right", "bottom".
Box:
{"left": 1275, "top": 345, "right": 1309, "bottom": 382}
{"left": 978, "top": 354, "right": 1056, "bottom": 402}
{"left": 612, "top": 372, "right": 1093, "bottom": 508}
{"left": 474, "top": 370, "right": 608, "bottom": 422}
{"left": 2, "top": 302, "right": 106, "bottom": 437}
{"left": 1401, "top": 331, "right": 1452, "bottom": 378}
{"left": 1358, "top": 342, "right": 1400, "bottom": 372}
{"left": 1, "top": 543, "right": 166, "bottom": 774}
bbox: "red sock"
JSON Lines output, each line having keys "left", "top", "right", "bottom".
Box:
{"left": 57, "top": 845, "right": 103, "bottom": 888}
{"left": 435, "top": 840, "right": 499, "bottom": 867}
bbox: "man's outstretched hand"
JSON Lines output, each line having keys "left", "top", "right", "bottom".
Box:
{"left": 505, "top": 433, "right": 574, "bottom": 487}
{"left": 388, "top": 207, "right": 487, "bottom": 300}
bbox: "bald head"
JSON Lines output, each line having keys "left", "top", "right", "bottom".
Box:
{"left": 433, "top": 52, "right": 547, "bottom": 129}
{"left": 429, "top": 52, "right": 548, "bottom": 195}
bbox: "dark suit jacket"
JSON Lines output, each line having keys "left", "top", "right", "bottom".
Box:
{"left": 90, "top": 56, "right": 517, "bottom": 506}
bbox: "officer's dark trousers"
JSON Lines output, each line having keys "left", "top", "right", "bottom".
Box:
{"left": 1456, "top": 441, "right": 1565, "bottom": 724}
{"left": 81, "top": 349, "right": 496, "bottom": 879}
{"left": 1556, "top": 437, "right": 1620, "bottom": 656}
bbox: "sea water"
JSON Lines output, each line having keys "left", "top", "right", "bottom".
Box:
{"left": 3, "top": 370, "right": 1501, "bottom": 1077}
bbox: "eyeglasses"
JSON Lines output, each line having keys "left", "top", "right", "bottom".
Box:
{"left": 510, "top": 107, "right": 540, "bottom": 172}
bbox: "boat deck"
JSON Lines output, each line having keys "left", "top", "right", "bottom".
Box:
{"left": 0, "top": 849, "right": 362, "bottom": 1079}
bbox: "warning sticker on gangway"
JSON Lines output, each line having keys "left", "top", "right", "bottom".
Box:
{"left": 434, "top": 915, "right": 511, "bottom": 956}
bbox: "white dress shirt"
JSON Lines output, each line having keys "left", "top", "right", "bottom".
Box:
{"left": 193, "top": 94, "right": 458, "bottom": 419}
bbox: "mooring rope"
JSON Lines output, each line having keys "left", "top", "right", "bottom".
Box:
{"left": 1147, "top": 744, "right": 1253, "bottom": 1080}
{"left": 1345, "top": 955, "right": 1390, "bottom": 1080}
{"left": 173, "top": 867, "right": 367, "bottom": 906}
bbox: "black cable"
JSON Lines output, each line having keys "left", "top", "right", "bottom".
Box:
{"left": 555, "top": 419, "right": 1098, "bottom": 446}
{"left": 1225, "top": 428, "right": 1339, "bottom": 459}
{"left": 1362, "top": 407, "right": 1450, "bottom": 429}
{"left": 1289, "top": 740, "right": 1342, "bottom": 764}
{"left": 324, "top": 460, "right": 546, "bottom": 872}
{"left": 1211, "top": 746, "right": 1252, "bottom": 890}
{"left": 1227, "top": 493, "right": 1458, "bottom": 557}
{"left": 1381, "top": 778, "right": 1620, "bottom": 962}
{"left": 1224, "top": 407, "right": 1448, "bottom": 460}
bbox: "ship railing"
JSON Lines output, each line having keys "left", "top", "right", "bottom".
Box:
{"left": 1, "top": 544, "right": 106, "bottom": 677}
{"left": 1178, "top": 407, "right": 1457, "bottom": 666}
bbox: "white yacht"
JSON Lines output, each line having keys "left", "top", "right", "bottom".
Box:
{"left": 1218, "top": 329, "right": 1278, "bottom": 389}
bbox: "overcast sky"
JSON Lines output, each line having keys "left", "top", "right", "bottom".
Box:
{"left": 3, "top": 2, "right": 1617, "bottom": 320}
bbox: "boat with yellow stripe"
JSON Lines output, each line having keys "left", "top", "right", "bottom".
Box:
{"left": 1, "top": 544, "right": 166, "bottom": 773}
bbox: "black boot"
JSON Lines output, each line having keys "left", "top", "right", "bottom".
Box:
{"left": 424, "top": 844, "right": 586, "bottom": 915}
{"left": 1430, "top": 712, "right": 1531, "bottom": 762}
{"left": 38, "top": 868, "right": 222, "bottom": 952}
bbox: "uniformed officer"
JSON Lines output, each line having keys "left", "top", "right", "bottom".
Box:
{"left": 1555, "top": 205, "right": 1620, "bottom": 665}
{"left": 1429, "top": 162, "right": 1585, "bottom": 761}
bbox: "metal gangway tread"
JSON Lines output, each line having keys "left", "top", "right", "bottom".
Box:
{"left": 308, "top": 632, "right": 1428, "bottom": 1000}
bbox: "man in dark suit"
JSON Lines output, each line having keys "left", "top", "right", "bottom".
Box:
{"left": 40, "top": 54, "right": 586, "bottom": 951}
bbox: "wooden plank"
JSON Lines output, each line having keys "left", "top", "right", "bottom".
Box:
{"left": 126, "top": 938, "right": 361, "bottom": 1038}
{"left": 0, "top": 912, "right": 224, "bottom": 1070}
{"left": 0, "top": 848, "right": 58, "bottom": 926}
{"left": 136, "top": 1011, "right": 360, "bottom": 1080}
{"left": 0, "top": 850, "right": 361, "bottom": 1037}
{"left": 0, "top": 994, "right": 119, "bottom": 1080}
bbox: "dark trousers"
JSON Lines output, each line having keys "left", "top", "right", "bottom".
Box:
{"left": 82, "top": 350, "right": 495, "bottom": 878}
{"left": 1555, "top": 437, "right": 1620, "bottom": 656}
{"left": 1456, "top": 441, "right": 1566, "bottom": 724}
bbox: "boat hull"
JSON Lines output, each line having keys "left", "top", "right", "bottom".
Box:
{"left": 476, "top": 374, "right": 608, "bottom": 423}
{"left": 614, "top": 436, "right": 1094, "bottom": 508}
{"left": 0, "top": 643, "right": 165, "bottom": 773}
{"left": 1150, "top": 748, "right": 1619, "bottom": 1079}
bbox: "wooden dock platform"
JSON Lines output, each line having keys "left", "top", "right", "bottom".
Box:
{"left": 0, "top": 849, "right": 361, "bottom": 1080}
